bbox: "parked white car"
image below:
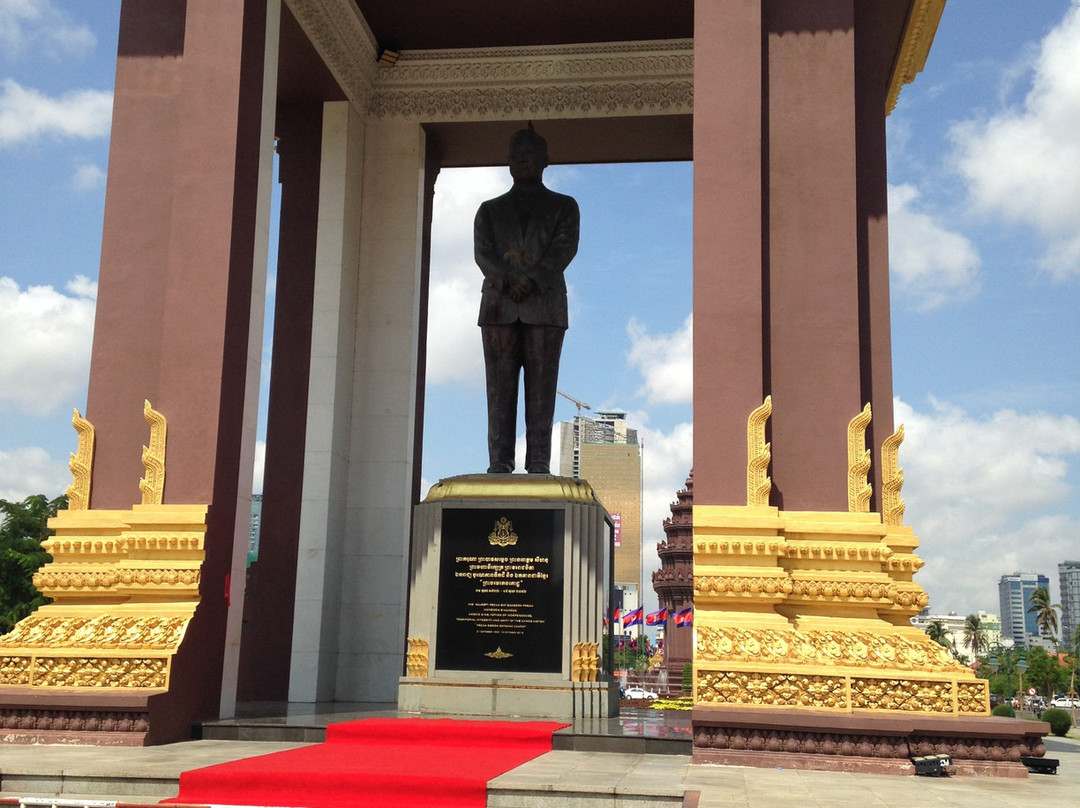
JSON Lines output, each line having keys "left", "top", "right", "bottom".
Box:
{"left": 1050, "top": 696, "right": 1078, "bottom": 708}
{"left": 623, "top": 686, "right": 659, "bottom": 700}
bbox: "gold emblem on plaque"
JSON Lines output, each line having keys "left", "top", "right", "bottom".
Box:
{"left": 488, "top": 517, "right": 519, "bottom": 547}
{"left": 485, "top": 646, "right": 513, "bottom": 659}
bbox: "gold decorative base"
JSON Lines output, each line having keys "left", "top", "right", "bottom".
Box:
{"left": 693, "top": 505, "right": 988, "bottom": 716}
{"left": 0, "top": 504, "right": 206, "bottom": 692}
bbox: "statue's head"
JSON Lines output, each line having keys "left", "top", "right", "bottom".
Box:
{"left": 508, "top": 125, "right": 548, "bottom": 185}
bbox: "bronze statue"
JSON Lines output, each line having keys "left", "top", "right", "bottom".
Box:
{"left": 475, "top": 126, "right": 580, "bottom": 474}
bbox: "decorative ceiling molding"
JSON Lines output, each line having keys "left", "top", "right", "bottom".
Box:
{"left": 886, "top": 0, "right": 946, "bottom": 115}
{"left": 284, "top": 0, "right": 379, "bottom": 108}
{"left": 369, "top": 39, "right": 693, "bottom": 121}
{"left": 285, "top": 0, "right": 691, "bottom": 122}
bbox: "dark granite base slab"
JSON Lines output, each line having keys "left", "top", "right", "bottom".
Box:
{"left": 692, "top": 706, "right": 1048, "bottom": 777}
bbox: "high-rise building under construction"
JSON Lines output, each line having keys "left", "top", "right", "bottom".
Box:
{"left": 559, "top": 411, "right": 641, "bottom": 616}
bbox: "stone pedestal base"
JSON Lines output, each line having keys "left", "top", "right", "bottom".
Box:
{"left": 398, "top": 475, "right": 617, "bottom": 720}
{"left": 398, "top": 675, "right": 617, "bottom": 720}
{"left": 0, "top": 688, "right": 153, "bottom": 746}
{"left": 692, "top": 707, "right": 1049, "bottom": 777}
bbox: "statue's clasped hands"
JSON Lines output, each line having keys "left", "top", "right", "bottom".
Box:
{"left": 502, "top": 250, "right": 540, "bottom": 302}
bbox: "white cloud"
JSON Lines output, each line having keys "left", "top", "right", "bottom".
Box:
{"left": 895, "top": 396, "right": 1080, "bottom": 616}
{"left": 637, "top": 418, "right": 693, "bottom": 615}
{"left": 0, "top": 275, "right": 96, "bottom": 414}
{"left": 426, "top": 167, "right": 507, "bottom": 387}
{"left": 888, "top": 183, "right": 980, "bottom": 310}
{"left": 0, "top": 445, "right": 70, "bottom": 501}
{"left": 71, "top": 161, "right": 106, "bottom": 191}
{"left": 626, "top": 314, "right": 693, "bottom": 405}
{"left": 951, "top": 1, "right": 1080, "bottom": 278}
{"left": 639, "top": 418, "right": 693, "bottom": 539}
{"left": 0, "top": 0, "right": 96, "bottom": 59}
{"left": 0, "top": 79, "right": 112, "bottom": 147}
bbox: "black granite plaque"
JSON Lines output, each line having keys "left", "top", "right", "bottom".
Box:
{"left": 435, "top": 508, "right": 564, "bottom": 673}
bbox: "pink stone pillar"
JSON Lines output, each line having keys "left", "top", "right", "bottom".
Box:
{"left": 855, "top": 1, "right": 897, "bottom": 506}
{"left": 692, "top": 0, "right": 766, "bottom": 507}
{"left": 693, "top": 0, "right": 896, "bottom": 513}
{"left": 764, "top": 0, "right": 863, "bottom": 511}
{"left": 85, "top": 0, "right": 270, "bottom": 740}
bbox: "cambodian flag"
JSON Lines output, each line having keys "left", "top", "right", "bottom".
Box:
{"left": 622, "top": 607, "right": 644, "bottom": 628}
{"left": 674, "top": 607, "right": 693, "bottom": 627}
{"left": 645, "top": 608, "right": 668, "bottom": 626}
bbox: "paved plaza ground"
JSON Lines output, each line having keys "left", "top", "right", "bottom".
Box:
{"left": 1, "top": 719, "right": 1077, "bottom": 807}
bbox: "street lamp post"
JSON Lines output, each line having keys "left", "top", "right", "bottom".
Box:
{"left": 1016, "top": 656, "right": 1029, "bottom": 719}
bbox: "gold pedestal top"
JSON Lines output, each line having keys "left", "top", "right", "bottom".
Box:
{"left": 423, "top": 474, "right": 600, "bottom": 504}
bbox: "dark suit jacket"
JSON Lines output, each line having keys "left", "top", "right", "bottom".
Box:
{"left": 474, "top": 183, "right": 579, "bottom": 327}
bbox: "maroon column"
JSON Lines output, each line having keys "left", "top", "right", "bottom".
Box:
{"left": 764, "top": 0, "right": 864, "bottom": 511}
{"left": 236, "top": 104, "right": 323, "bottom": 702}
{"left": 85, "top": 0, "right": 269, "bottom": 740}
{"left": 855, "top": 1, "right": 899, "bottom": 506}
{"left": 693, "top": 0, "right": 897, "bottom": 513}
{"left": 692, "top": 0, "right": 766, "bottom": 507}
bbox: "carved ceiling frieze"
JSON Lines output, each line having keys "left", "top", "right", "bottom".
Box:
{"left": 285, "top": 1, "right": 691, "bottom": 121}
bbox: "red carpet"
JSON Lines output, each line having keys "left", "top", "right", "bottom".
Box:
{"left": 164, "top": 718, "right": 567, "bottom": 808}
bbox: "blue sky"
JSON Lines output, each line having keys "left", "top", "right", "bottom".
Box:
{"left": 2, "top": 1, "right": 1078, "bottom": 626}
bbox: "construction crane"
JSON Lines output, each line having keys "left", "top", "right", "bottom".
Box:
{"left": 557, "top": 390, "right": 592, "bottom": 479}
{"left": 557, "top": 390, "right": 592, "bottom": 419}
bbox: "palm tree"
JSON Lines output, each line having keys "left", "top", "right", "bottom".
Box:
{"left": 963, "top": 613, "right": 987, "bottom": 659}
{"left": 1028, "top": 586, "right": 1061, "bottom": 645}
{"left": 924, "top": 620, "right": 953, "bottom": 653}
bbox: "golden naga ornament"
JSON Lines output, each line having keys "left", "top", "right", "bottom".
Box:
{"left": 746, "top": 396, "right": 773, "bottom": 507}
{"left": 881, "top": 425, "right": 907, "bottom": 527}
{"left": 847, "top": 403, "right": 873, "bottom": 513}
{"left": 139, "top": 399, "right": 167, "bottom": 505}
{"left": 405, "top": 638, "right": 430, "bottom": 678}
{"left": 66, "top": 408, "right": 95, "bottom": 510}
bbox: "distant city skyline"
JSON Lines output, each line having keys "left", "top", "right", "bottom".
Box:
{"left": 998, "top": 572, "right": 1053, "bottom": 650}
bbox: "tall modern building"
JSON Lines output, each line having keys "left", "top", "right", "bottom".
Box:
{"left": 998, "top": 571, "right": 1051, "bottom": 649}
{"left": 1060, "top": 561, "right": 1080, "bottom": 651}
{"left": 559, "top": 411, "right": 641, "bottom": 616}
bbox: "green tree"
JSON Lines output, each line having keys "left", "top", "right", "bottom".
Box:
{"left": 1028, "top": 586, "right": 1061, "bottom": 646}
{"left": 924, "top": 620, "right": 953, "bottom": 653}
{"left": 1024, "top": 646, "right": 1069, "bottom": 699}
{"left": 963, "top": 613, "right": 987, "bottom": 659}
{"left": 0, "top": 494, "right": 64, "bottom": 634}
{"left": 980, "top": 647, "right": 1026, "bottom": 701}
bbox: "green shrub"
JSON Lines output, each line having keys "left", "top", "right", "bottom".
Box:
{"left": 1040, "top": 708, "right": 1072, "bottom": 737}
{"left": 682, "top": 662, "right": 692, "bottom": 693}
{"left": 992, "top": 703, "right": 1015, "bottom": 718}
